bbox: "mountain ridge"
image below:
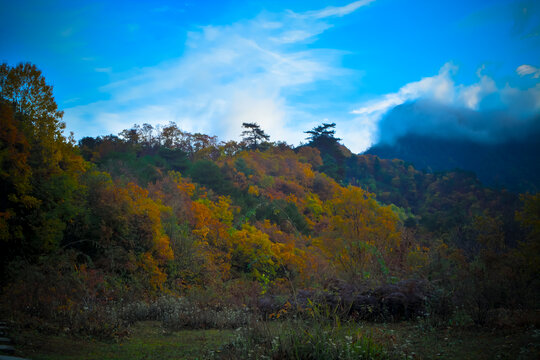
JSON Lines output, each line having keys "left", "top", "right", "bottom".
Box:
{"left": 363, "top": 131, "right": 540, "bottom": 193}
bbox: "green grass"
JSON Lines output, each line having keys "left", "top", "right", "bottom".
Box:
{"left": 11, "top": 320, "right": 540, "bottom": 359}
{"left": 14, "top": 321, "right": 236, "bottom": 360}
{"left": 357, "top": 322, "right": 539, "bottom": 360}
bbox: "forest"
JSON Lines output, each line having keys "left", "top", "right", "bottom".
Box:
{"left": 1, "top": 63, "right": 539, "bottom": 359}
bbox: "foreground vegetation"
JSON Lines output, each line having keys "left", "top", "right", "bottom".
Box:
{"left": 1, "top": 62, "right": 539, "bottom": 358}
{"left": 11, "top": 318, "right": 539, "bottom": 360}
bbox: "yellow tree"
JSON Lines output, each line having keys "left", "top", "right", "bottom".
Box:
{"left": 320, "top": 185, "right": 401, "bottom": 281}
{"left": 190, "top": 196, "right": 236, "bottom": 281}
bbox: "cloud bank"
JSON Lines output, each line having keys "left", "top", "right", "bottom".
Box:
{"left": 350, "top": 63, "right": 540, "bottom": 149}
{"left": 64, "top": 1, "right": 374, "bottom": 145}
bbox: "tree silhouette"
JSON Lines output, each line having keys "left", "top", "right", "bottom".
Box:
{"left": 304, "top": 122, "right": 340, "bottom": 144}
{"left": 241, "top": 122, "right": 270, "bottom": 149}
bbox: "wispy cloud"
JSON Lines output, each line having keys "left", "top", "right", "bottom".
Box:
{"left": 517, "top": 64, "right": 540, "bottom": 78}
{"left": 94, "top": 67, "right": 112, "bottom": 73}
{"left": 64, "top": 1, "right": 373, "bottom": 144}
{"left": 301, "top": 0, "right": 375, "bottom": 19}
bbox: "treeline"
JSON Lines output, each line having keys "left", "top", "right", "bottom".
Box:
{"left": 0, "top": 63, "right": 538, "bottom": 335}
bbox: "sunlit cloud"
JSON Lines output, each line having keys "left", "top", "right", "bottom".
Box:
{"left": 64, "top": 1, "right": 372, "bottom": 145}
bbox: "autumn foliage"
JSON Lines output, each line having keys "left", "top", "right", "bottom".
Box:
{"left": 1, "top": 63, "right": 538, "bottom": 334}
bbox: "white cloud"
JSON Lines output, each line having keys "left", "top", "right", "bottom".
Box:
{"left": 346, "top": 63, "right": 458, "bottom": 148}
{"left": 64, "top": 1, "right": 371, "bottom": 144}
{"left": 302, "top": 0, "right": 376, "bottom": 19}
{"left": 517, "top": 64, "right": 540, "bottom": 78}
{"left": 457, "top": 67, "right": 497, "bottom": 109}
{"left": 351, "top": 63, "right": 458, "bottom": 117}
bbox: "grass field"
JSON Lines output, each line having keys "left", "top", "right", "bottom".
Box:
{"left": 10, "top": 320, "right": 540, "bottom": 359}
{"left": 13, "top": 321, "right": 235, "bottom": 360}
{"left": 360, "top": 322, "right": 539, "bottom": 359}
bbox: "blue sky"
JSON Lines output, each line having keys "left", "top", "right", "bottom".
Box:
{"left": 1, "top": 0, "right": 539, "bottom": 152}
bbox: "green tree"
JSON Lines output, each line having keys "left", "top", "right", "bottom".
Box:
{"left": 0, "top": 63, "right": 63, "bottom": 120}
{"left": 304, "top": 122, "right": 340, "bottom": 144}
{"left": 0, "top": 63, "right": 86, "bottom": 267}
{"left": 118, "top": 124, "right": 142, "bottom": 145}
{"left": 0, "top": 62, "right": 65, "bottom": 140}
{"left": 303, "top": 123, "right": 346, "bottom": 182}
{"left": 241, "top": 122, "right": 270, "bottom": 149}
{"left": 0, "top": 103, "right": 34, "bottom": 244}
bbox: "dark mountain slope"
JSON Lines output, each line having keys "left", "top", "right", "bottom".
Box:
{"left": 365, "top": 133, "right": 540, "bottom": 193}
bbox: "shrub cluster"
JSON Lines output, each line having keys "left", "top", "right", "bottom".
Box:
{"left": 211, "top": 320, "right": 388, "bottom": 360}
{"left": 121, "top": 295, "right": 252, "bottom": 330}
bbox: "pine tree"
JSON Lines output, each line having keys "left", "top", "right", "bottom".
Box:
{"left": 241, "top": 122, "right": 270, "bottom": 149}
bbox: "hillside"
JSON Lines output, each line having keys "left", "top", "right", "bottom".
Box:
{"left": 1, "top": 63, "right": 539, "bottom": 358}
{"left": 365, "top": 132, "right": 540, "bottom": 193}
{"left": 361, "top": 99, "right": 540, "bottom": 193}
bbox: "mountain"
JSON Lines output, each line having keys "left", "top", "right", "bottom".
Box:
{"left": 360, "top": 99, "right": 540, "bottom": 193}
{"left": 364, "top": 133, "right": 540, "bottom": 193}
